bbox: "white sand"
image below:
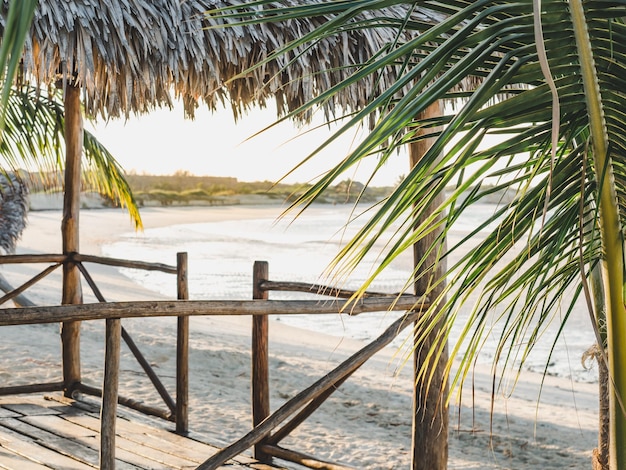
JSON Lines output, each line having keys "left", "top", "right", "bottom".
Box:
{"left": 0, "top": 206, "right": 598, "bottom": 469}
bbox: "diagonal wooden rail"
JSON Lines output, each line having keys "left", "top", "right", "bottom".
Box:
{"left": 0, "top": 263, "right": 62, "bottom": 306}
{"left": 75, "top": 261, "right": 177, "bottom": 416}
{"left": 197, "top": 309, "right": 422, "bottom": 470}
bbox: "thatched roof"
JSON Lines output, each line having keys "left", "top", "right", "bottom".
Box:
{"left": 1, "top": 1, "right": 447, "bottom": 122}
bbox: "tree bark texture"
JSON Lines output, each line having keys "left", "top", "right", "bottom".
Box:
{"left": 252, "top": 261, "right": 271, "bottom": 462}
{"left": 61, "top": 83, "right": 83, "bottom": 396}
{"left": 410, "top": 101, "right": 449, "bottom": 470}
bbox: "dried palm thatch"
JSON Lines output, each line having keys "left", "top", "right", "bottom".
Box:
{"left": 0, "top": 173, "right": 27, "bottom": 255}
{"left": 0, "top": 174, "right": 36, "bottom": 307}
{"left": 0, "top": 0, "right": 448, "bottom": 123}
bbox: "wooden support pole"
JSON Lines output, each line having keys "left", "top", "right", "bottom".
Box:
{"left": 409, "top": 101, "right": 449, "bottom": 470}
{"left": 252, "top": 261, "right": 271, "bottom": 463}
{"left": 176, "top": 252, "right": 189, "bottom": 434}
{"left": 61, "top": 83, "right": 84, "bottom": 397}
{"left": 100, "top": 318, "right": 121, "bottom": 470}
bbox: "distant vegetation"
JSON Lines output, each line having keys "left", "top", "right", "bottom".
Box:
{"left": 123, "top": 171, "right": 394, "bottom": 206}
{"left": 27, "top": 170, "right": 514, "bottom": 208}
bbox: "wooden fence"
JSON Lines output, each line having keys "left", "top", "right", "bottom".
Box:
{"left": 0, "top": 255, "right": 428, "bottom": 470}
{"left": 0, "top": 252, "right": 189, "bottom": 432}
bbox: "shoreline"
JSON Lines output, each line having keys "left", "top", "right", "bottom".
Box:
{"left": 3, "top": 206, "right": 599, "bottom": 469}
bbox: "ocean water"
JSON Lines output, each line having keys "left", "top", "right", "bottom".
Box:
{"left": 102, "top": 204, "right": 599, "bottom": 383}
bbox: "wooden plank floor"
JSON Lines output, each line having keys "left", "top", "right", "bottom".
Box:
{"left": 0, "top": 394, "right": 285, "bottom": 470}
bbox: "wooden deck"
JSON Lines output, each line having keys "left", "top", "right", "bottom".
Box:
{"left": 0, "top": 394, "right": 285, "bottom": 470}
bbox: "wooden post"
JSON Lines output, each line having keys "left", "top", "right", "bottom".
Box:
{"left": 176, "top": 252, "right": 189, "bottom": 434}
{"left": 410, "top": 101, "right": 449, "bottom": 470}
{"left": 100, "top": 318, "right": 121, "bottom": 470}
{"left": 252, "top": 261, "right": 270, "bottom": 463}
{"left": 61, "top": 83, "right": 83, "bottom": 397}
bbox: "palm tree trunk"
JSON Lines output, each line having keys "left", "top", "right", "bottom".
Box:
{"left": 590, "top": 262, "right": 609, "bottom": 470}
{"left": 410, "top": 101, "right": 448, "bottom": 470}
{"left": 594, "top": 356, "right": 610, "bottom": 470}
{"left": 569, "top": 1, "right": 626, "bottom": 467}
{"left": 61, "top": 82, "right": 83, "bottom": 396}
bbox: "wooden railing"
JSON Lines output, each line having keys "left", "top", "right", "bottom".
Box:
{"left": 0, "top": 252, "right": 189, "bottom": 431}
{"left": 0, "top": 256, "right": 428, "bottom": 470}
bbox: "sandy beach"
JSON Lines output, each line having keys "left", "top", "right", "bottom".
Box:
{"left": 0, "top": 205, "right": 599, "bottom": 469}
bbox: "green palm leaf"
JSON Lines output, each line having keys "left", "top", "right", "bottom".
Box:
{"left": 1, "top": 86, "right": 141, "bottom": 228}
{"left": 0, "top": 0, "right": 36, "bottom": 130}
{"left": 209, "top": 0, "right": 626, "bottom": 465}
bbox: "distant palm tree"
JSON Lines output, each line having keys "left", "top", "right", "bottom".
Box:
{"left": 0, "top": 172, "right": 27, "bottom": 254}
{"left": 210, "top": 1, "right": 626, "bottom": 468}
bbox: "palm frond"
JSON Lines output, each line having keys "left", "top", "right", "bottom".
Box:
{"left": 210, "top": 0, "right": 626, "bottom": 395}
{"left": 0, "top": 86, "right": 141, "bottom": 228}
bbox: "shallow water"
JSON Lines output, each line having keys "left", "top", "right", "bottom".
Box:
{"left": 102, "top": 203, "right": 598, "bottom": 383}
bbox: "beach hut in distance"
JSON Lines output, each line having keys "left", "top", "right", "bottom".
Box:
{"left": 0, "top": 2, "right": 449, "bottom": 469}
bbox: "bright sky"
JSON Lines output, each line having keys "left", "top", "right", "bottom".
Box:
{"left": 88, "top": 100, "right": 409, "bottom": 187}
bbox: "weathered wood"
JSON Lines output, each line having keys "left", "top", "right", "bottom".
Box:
{"left": 79, "top": 384, "right": 174, "bottom": 422}
{"left": 176, "top": 252, "right": 189, "bottom": 434}
{"left": 0, "top": 273, "right": 37, "bottom": 307}
{"left": 100, "top": 318, "right": 121, "bottom": 470}
{"left": 0, "top": 263, "right": 62, "bottom": 307}
{"left": 252, "top": 261, "right": 270, "bottom": 462}
{"left": 260, "top": 445, "right": 354, "bottom": 470}
{"left": 0, "top": 423, "right": 93, "bottom": 469}
{"left": 0, "top": 253, "right": 175, "bottom": 273}
{"left": 1, "top": 400, "right": 63, "bottom": 417}
{"left": 124, "top": 327, "right": 178, "bottom": 414}
{"left": 267, "top": 374, "right": 351, "bottom": 446}
{"left": 24, "top": 415, "right": 191, "bottom": 469}
{"left": 0, "top": 297, "right": 426, "bottom": 326}
{"left": 0, "top": 407, "right": 19, "bottom": 418}
{"left": 61, "top": 83, "right": 84, "bottom": 397}
{"left": 0, "top": 254, "right": 67, "bottom": 264}
{"left": 64, "top": 410, "right": 227, "bottom": 464}
{"left": 65, "top": 413, "right": 216, "bottom": 464}
{"left": 197, "top": 310, "right": 420, "bottom": 470}
{"left": 0, "top": 395, "right": 287, "bottom": 470}
{"left": 74, "top": 253, "right": 177, "bottom": 274}
{"left": 76, "top": 261, "right": 178, "bottom": 415}
{"left": 75, "top": 260, "right": 106, "bottom": 303}
{"left": 409, "top": 101, "right": 449, "bottom": 470}
{"left": 0, "top": 382, "right": 64, "bottom": 397}
{"left": 1, "top": 418, "right": 98, "bottom": 467}
{"left": 1, "top": 404, "right": 176, "bottom": 469}
{"left": 23, "top": 415, "right": 157, "bottom": 469}
{"left": 23, "top": 415, "right": 98, "bottom": 438}
{"left": 259, "top": 280, "right": 413, "bottom": 299}
{"left": 0, "top": 439, "right": 51, "bottom": 470}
